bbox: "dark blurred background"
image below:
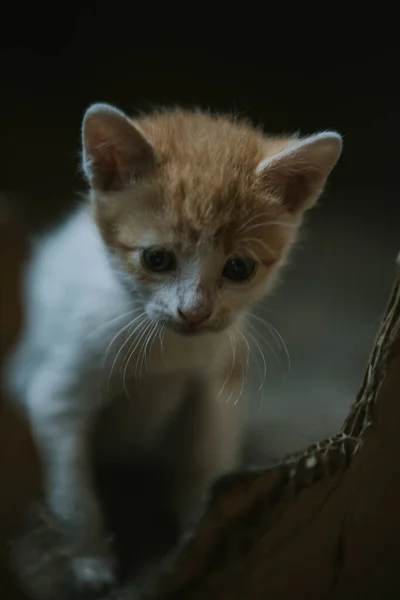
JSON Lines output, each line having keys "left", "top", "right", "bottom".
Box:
{"left": 1, "top": 13, "right": 399, "bottom": 458}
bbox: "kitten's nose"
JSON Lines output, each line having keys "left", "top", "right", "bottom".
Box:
{"left": 178, "top": 307, "right": 211, "bottom": 325}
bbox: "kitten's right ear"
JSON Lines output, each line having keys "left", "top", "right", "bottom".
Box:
{"left": 81, "top": 103, "right": 155, "bottom": 192}
{"left": 256, "top": 132, "right": 342, "bottom": 214}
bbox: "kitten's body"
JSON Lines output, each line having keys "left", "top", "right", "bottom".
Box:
{"left": 7, "top": 202, "right": 244, "bottom": 590}
{"left": 4, "top": 105, "right": 342, "bottom": 593}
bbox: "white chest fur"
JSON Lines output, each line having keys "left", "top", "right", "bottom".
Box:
{"left": 94, "top": 327, "right": 232, "bottom": 460}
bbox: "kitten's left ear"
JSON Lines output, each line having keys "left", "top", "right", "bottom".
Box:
{"left": 256, "top": 132, "right": 342, "bottom": 213}
{"left": 81, "top": 103, "right": 156, "bottom": 192}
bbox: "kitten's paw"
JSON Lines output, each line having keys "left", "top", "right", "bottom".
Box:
{"left": 71, "top": 554, "right": 116, "bottom": 595}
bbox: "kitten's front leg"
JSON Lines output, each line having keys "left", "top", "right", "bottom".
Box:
{"left": 164, "top": 373, "right": 242, "bottom": 529}
{"left": 27, "top": 365, "right": 115, "bottom": 593}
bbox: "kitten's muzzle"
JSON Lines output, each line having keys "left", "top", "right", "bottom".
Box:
{"left": 177, "top": 307, "right": 211, "bottom": 325}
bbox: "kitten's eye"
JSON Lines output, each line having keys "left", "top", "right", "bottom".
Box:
{"left": 223, "top": 258, "right": 256, "bottom": 282}
{"left": 142, "top": 248, "right": 176, "bottom": 272}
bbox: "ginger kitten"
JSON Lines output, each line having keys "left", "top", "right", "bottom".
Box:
{"left": 5, "top": 103, "right": 342, "bottom": 593}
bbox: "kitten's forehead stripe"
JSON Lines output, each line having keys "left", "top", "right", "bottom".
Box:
{"left": 136, "top": 109, "right": 294, "bottom": 232}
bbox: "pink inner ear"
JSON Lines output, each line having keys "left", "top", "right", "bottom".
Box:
{"left": 89, "top": 136, "right": 124, "bottom": 192}
{"left": 86, "top": 132, "right": 155, "bottom": 192}
{"left": 83, "top": 106, "right": 156, "bottom": 192}
{"left": 258, "top": 154, "right": 335, "bottom": 213}
{"left": 257, "top": 133, "right": 342, "bottom": 213}
{"left": 273, "top": 167, "right": 323, "bottom": 213}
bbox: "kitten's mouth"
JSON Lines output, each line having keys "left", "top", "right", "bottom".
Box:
{"left": 168, "top": 322, "right": 210, "bottom": 336}
{"left": 165, "top": 319, "right": 226, "bottom": 336}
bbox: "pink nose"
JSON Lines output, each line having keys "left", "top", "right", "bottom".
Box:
{"left": 178, "top": 308, "right": 211, "bottom": 325}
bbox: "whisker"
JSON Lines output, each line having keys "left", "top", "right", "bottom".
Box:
{"left": 258, "top": 379, "right": 265, "bottom": 414}
{"left": 90, "top": 308, "right": 142, "bottom": 338}
{"left": 235, "top": 327, "right": 250, "bottom": 375}
{"left": 225, "top": 390, "right": 234, "bottom": 404}
{"left": 241, "top": 326, "right": 265, "bottom": 396}
{"left": 240, "top": 237, "right": 278, "bottom": 259}
{"left": 248, "top": 312, "right": 291, "bottom": 372}
{"left": 236, "top": 212, "right": 270, "bottom": 233}
{"left": 134, "top": 320, "right": 155, "bottom": 380}
{"left": 244, "top": 326, "right": 267, "bottom": 391}
{"left": 265, "top": 322, "right": 291, "bottom": 371}
{"left": 101, "top": 312, "right": 145, "bottom": 370}
{"left": 107, "top": 314, "right": 146, "bottom": 392}
{"left": 101, "top": 321, "right": 133, "bottom": 370}
{"left": 158, "top": 323, "right": 166, "bottom": 356}
{"left": 238, "top": 247, "right": 260, "bottom": 263}
{"left": 234, "top": 359, "right": 246, "bottom": 406}
{"left": 240, "top": 220, "right": 297, "bottom": 235}
{"left": 139, "top": 324, "right": 152, "bottom": 379}
{"left": 126, "top": 321, "right": 155, "bottom": 398}
{"left": 120, "top": 317, "right": 145, "bottom": 373}
{"left": 121, "top": 317, "right": 148, "bottom": 397}
{"left": 140, "top": 324, "right": 152, "bottom": 377}
{"left": 218, "top": 332, "right": 236, "bottom": 399}
{"left": 247, "top": 319, "right": 285, "bottom": 382}
{"left": 141, "top": 321, "right": 159, "bottom": 377}
{"left": 98, "top": 316, "right": 140, "bottom": 397}
{"left": 148, "top": 322, "right": 160, "bottom": 364}
{"left": 248, "top": 311, "right": 282, "bottom": 349}
{"left": 121, "top": 317, "right": 152, "bottom": 398}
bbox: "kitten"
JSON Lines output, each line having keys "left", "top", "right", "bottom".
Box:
{"left": 4, "top": 103, "right": 342, "bottom": 592}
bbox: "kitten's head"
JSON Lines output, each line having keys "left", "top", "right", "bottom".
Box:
{"left": 81, "top": 103, "right": 342, "bottom": 336}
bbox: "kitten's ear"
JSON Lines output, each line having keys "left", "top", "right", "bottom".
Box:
{"left": 81, "top": 103, "right": 156, "bottom": 192}
{"left": 256, "top": 132, "right": 342, "bottom": 213}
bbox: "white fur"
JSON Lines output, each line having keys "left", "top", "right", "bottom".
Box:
{"left": 5, "top": 205, "right": 245, "bottom": 588}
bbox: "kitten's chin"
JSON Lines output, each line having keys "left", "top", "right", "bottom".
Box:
{"left": 165, "top": 319, "right": 229, "bottom": 337}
